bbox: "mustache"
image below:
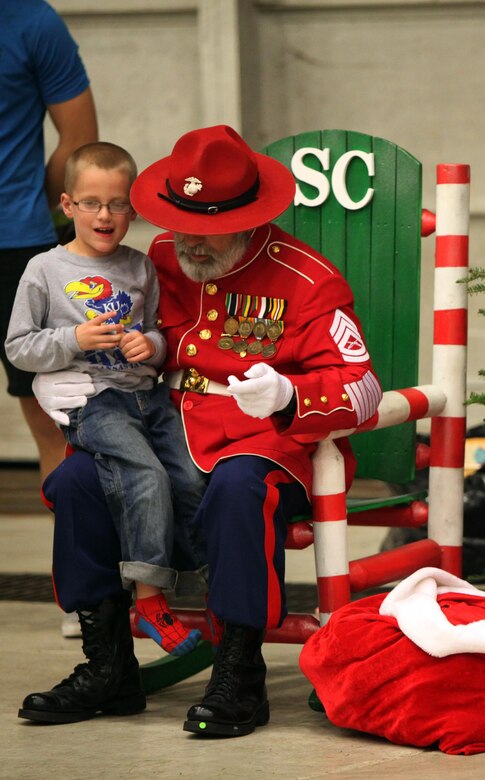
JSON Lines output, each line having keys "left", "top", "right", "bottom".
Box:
{"left": 177, "top": 242, "right": 212, "bottom": 256}
{"left": 189, "top": 245, "right": 211, "bottom": 256}
{"left": 173, "top": 232, "right": 251, "bottom": 282}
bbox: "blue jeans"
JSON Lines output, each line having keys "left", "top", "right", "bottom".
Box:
{"left": 45, "top": 451, "right": 310, "bottom": 625}
{"left": 63, "top": 382, "right": 207, "bottom": 591}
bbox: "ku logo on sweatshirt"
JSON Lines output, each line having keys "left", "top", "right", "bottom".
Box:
{"left": 64, "top": 275, "right": 133, "bottom": 325}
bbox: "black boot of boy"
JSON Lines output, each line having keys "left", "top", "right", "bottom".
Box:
{"left": 18, "top": 593, "right": 146, "bottom": 724}
{"left": 183, "top": 623, "right": 269, "bottom": 737}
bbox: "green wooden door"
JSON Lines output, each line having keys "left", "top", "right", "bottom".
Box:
{"left": 262, "top": 130, "right": 422, "bottom": 483}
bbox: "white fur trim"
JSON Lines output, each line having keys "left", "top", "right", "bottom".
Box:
{"left": 379, "top": 567, "right": 485, "bottom": 657}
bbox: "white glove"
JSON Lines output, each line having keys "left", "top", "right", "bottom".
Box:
{"left": 227, "top": 363, "right": 294, "bottom": 419}
{"left": 32, "top": 371, "right": 96, "bottom": 426}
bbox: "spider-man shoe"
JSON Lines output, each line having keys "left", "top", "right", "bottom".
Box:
{"left": 134, "top": 593, "right": 200, "bottom": 656}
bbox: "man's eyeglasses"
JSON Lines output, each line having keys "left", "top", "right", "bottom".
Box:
{"left": 71, "top": 199, "right": 132, "bottom": 215}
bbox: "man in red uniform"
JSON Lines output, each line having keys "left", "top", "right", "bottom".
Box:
{"left": 19, "top": 125, "right": 382, "bottom": 735}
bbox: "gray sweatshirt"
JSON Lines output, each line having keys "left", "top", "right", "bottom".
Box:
{"left": 5, "top": 244, "right": 166, "bottom": 394}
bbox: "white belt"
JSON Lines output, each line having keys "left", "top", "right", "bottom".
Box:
{"left": 167, "top": 369, "right": 231, "bottom": 397}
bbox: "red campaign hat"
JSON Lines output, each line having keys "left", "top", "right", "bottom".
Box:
{"left": 130, "top": 125, "right": 296, "bottom": 235}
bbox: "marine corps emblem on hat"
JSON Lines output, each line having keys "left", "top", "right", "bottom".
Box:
{"left": 183, "top": 177, "right": 203, "bottom": 197}
{"left": 130, "top": 125, "right": 296, "bottom": 235}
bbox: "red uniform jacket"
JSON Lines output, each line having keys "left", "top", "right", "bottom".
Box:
{"left": 149, "top": 223, "right": 382, "bottom": 499}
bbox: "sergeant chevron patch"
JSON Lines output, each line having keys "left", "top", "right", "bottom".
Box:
{"left": 330, "top": 309, "right": 369, "bottom": 363}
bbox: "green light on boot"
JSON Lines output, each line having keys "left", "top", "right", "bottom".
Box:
{"left": 199, "top": 722, "right": 207, "bottom": 730}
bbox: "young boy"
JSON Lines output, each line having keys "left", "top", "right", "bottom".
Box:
{"left": 5, "top": 142, "right": 207, "bottom": 656}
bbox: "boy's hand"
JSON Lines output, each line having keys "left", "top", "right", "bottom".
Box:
{"left": 75, "top": 310, "right": 124, "bottom": 351}
{"left": 119, "top": 330, "right": 156, "bottom": 363}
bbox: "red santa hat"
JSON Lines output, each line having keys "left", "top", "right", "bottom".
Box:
{"left": 379, "top": 566, "right": 485, "bottom": 656}
{"left": 300, "top": 567, "right": 485, "bottom": 755}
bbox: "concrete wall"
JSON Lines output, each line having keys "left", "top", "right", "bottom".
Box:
{"left": 3, "top": 0, "right": 484, "bottom": 460}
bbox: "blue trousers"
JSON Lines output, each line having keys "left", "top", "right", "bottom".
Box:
{"left": 44, "top": 452, "right": 310, "bottom": 628}
{"left": 62, "top": 384, "right": 207, "bottom": 591}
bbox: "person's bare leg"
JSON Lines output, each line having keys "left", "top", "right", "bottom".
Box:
{"left": 19, "top": 397, "right": 66, "bottom": 483}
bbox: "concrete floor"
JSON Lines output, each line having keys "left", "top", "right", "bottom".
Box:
{"left": 2, "top": 511, "right": 485, "bottom": 779}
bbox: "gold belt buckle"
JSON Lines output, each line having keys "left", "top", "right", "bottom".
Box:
{"left": 180, "top": 368, "right": 209, "bottom": 394}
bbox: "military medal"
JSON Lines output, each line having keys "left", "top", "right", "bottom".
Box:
{"left": 223, "top": 292, "right": 287, "bottom": 359}
{"left": 218, "top": 336, "right": 234, "bottom": 350}
{"left": 262, "top": 343, "right": 277, "bottom": 357}
{"left": 253, "top": 319, "right": 266, "bottom": 340}
{"left": 224, "top": 317, "right": 239, "bottom": 336}
{"left": 238, "top": 318, "right": 253, "bottom": 338}
{"left": 233, "top": 339, "right": 248, "bottom": 354}
{"left": 267, "top": 321, "right": 283, "bottom": 341}
{"left": 247, "top": 341, "right": 263, "bottom": 355}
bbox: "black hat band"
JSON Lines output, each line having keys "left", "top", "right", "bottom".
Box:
{"left": 157, "top": 175, "right": 260, "bottom": 215}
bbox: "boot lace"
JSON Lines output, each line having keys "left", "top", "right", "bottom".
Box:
{"left": 77, "top": 609, "right": 113, "bottom": 673}
{"left": 205, "top": 626, "right": 246, "bottom": 700}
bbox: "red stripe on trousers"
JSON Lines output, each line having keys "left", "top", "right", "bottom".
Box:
{"left": 41, "top": 487, "right": 54, "bottom": 511}
{"left": 312, "top": 492, "right": 347, "bottom": 522}
{"left": 430, "top": 416, "right": 466, "bottom": 468}
{"left": 51, "top": 568, "right": 61, "bottom": 608}
{"left": 435, "top": 235, "right": 469, "bottom": 267}
{"left": 263, "top": 470, "right": 294, "bottom": 628}
{"left": 437, "top": 164, "right": 470, "bottom": 184}
{"left": 433, "top": 309, "right": 467, "bottom": 345}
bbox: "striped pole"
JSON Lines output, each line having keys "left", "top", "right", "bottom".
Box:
{"left": 428, "top": 164, "right": 470, "bottom": 575}
{"left": 299, "top": 165, "right": 469, "bottom": 627}
{"left": 312, "top": 439, "right": 349, "bottom": 625}
{"left": 326, "top": 384, "right": 446, "bottom": 440}
{"left": 311, "top": 385, "right": 446, "bottom": 624}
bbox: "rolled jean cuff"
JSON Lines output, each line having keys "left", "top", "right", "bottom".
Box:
{"left": 175, "top": 565, "right": 209, "bottom": 596}
{"left": 119, "top": 561, "right": 178, "bottom": 591}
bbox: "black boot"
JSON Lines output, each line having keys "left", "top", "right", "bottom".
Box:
{"left": 18, "top": 593, "right": 146, "bottom": 724}
{"left": 183, "top": 623, "right": 269, "bottom": 737}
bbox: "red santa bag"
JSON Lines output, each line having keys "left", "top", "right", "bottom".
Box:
{"left": 299, "top": 569, "right": 485, "bottom": 755}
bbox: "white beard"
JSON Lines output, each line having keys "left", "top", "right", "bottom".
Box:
{"left": 174, "top": 231, "right": 251, "bottom": 282}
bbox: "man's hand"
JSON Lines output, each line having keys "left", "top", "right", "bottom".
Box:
{"left": 75, "top": 311, "right": 124, "bottom": 351}
{"left": 119, "top": 331, "right": 155, "bottom": 363}
{"left": 227, "top": 363, "right": 294, "bottom": 419}
{"left": 32, "top": 371, "right": 96, "bottom": 426}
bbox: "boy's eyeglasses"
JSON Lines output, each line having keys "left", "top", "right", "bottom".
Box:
{"left": 71, "top": 199, "right": 132, "bottom": 215}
